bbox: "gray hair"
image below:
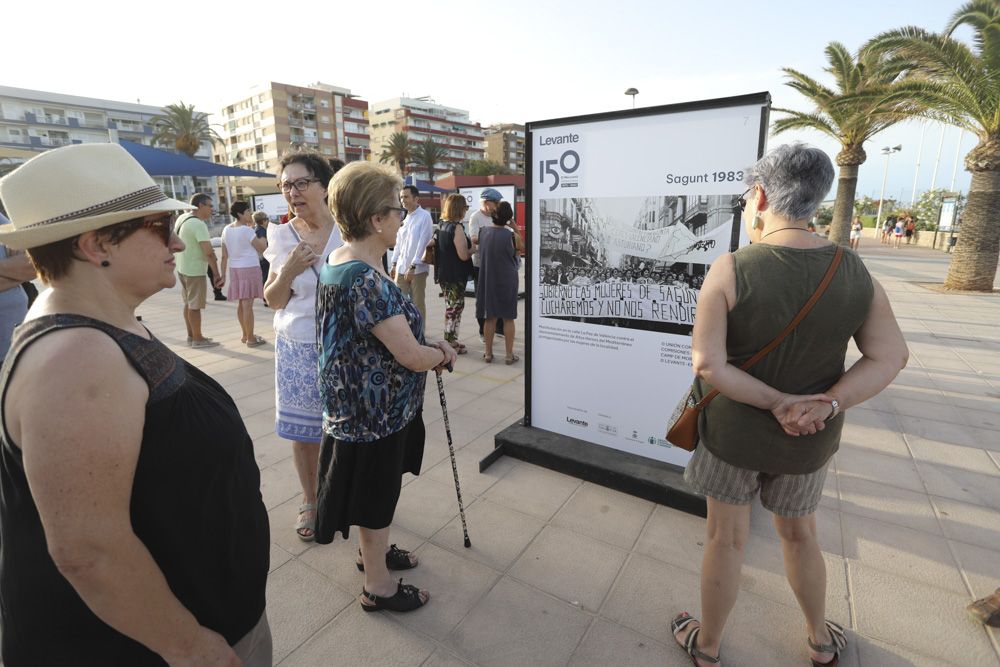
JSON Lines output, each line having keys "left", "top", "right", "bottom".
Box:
{"left": 745, "top": 143, "right": 834, "bottom": 221}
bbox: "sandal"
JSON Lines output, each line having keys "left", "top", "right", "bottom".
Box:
{"left": 360, "top": 579, "right": 428, "bottom": 613}
{"left": 483, "top": 352, "right": 493, "bottom": 363}
{"left": 671, "top": 613, "right": 720, "bottom": 666}
{"left": 450, "top": 341, "right": 468, "bottom": 355}
{"left": 505, "top": 354, "right": 520, "bottom": 365}
{"left": 355, "top": 544, "right": 418, "bottom": 572}
{"left": 245, "top": 335, "right": 266, "bottom": 347}
{"left": 295, "top": 503, "right": 316, "bottom": 542}
{"left": 808, "top": 620, "right": 847, "bottom": 666}
{"left": 967, "top": 588, "right": 1000, "bottom": 627}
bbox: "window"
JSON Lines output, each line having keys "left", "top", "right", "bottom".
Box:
{"left": 322, "top": 131, "right": 332, "bottom": 140}
{"left": 320, "top": 99, "right": 329, "bottom": 108}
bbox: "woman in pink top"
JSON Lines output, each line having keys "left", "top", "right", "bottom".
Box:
{"left": 222, "top": 202, "right": 268, "bottom": 346}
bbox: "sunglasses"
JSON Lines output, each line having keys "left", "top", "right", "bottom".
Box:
{"left": 108, "top": 214, "right": 175, "bottom": 246}
{"left": 736, "top": 186, "right": 754, "bottom": 212}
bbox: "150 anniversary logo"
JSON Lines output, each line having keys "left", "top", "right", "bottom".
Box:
{"left": 538, "top": 133, "right": 581, "bottom": 192}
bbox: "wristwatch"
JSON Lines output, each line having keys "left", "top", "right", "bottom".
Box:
{"left": 826, "top": 399, "right": 841, "bottom": 421}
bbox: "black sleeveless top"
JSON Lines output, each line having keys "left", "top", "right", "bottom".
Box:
{"left": 436, "top": 221, "right": 473, "bottom": 285}
{"left": 0, "top": 315, "right": 270, "bottom": 666}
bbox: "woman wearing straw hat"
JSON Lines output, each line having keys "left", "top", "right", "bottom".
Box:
{"left": 0, "top": 143, "right": 270, "bottom": 666}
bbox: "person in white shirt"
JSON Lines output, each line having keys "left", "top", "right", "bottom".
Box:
{"left": 390, "top": 186, "right": 433, "bottom": 329}
{"left": 221, "top": 202, "right": 268, "bottom": 346}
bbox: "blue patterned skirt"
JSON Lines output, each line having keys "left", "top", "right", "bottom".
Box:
{"left": 274, "top": 333, "right": 323, "bottom": 443}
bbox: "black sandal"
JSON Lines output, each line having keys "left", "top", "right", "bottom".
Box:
{"left": 808, "top": 620, "right": 847, "bottom": 666}
{"left": 355, "top": 544, "right": 417, "bottom": 572}
{"left": 360, "top": 579, "right": 428, "bottom": 612}
{"left": 671, "top": 613, "right": 720, "bottom": 666}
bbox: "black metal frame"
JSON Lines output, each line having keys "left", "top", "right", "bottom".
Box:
{"left": 483, "top": 92, "right": 772, "bottom": 515}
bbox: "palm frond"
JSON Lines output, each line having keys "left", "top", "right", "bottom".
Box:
{"left": 771, "top": 108, "right": 840, "bottom": 140}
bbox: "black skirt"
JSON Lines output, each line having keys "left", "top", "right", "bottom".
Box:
{"left": 314, "top": 410, "right": 425, "bottom": 543}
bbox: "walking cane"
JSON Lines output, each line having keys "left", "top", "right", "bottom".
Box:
{"left": 435, "top": 370, "right": 472, "bottom": 548}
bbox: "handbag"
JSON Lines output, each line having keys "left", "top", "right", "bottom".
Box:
{"left": 420, "top": 229, "right": 438, "bottom": 265}
{"left": 666, "top": 246, "right": 844, "bottom": 451}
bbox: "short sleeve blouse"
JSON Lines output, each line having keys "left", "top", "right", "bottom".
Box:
{"left": 221, "top": 225, "right": 260, "bottom": 269}
{"left": 317, "top": 260, "right": 426, "bottom": 442}
{"left": 263, "top": 221, "right": 342, "bottom": 342}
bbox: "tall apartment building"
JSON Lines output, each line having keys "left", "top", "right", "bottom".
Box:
{"left": 0, "top": 85, "right": 214, "bottom": 199}
{"left": 368, "top": 97, "right": 484, "bottom": 179}
{"left": 484, "top": 123, "right": 525, "bottom": 173}
{"left": 218, "top": 82, "right": 369, "bottom": 176}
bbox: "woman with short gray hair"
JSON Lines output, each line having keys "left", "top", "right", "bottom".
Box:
{"left": 671, "top": 143, "right": 907, "bottom": 667}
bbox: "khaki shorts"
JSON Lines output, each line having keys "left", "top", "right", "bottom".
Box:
{"left": 683, "top": 444, "right": 829, "bottom": 517}
{"left": 178, "top": 273, "right": 207, "bottom": 309}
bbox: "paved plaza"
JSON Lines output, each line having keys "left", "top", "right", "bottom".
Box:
{"left": 135, "top": 242, "right": 1000, "bottom": 666}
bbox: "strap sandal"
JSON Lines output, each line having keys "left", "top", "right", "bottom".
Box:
{"left": 360, "top": 579, "right": 428, "bottom": 613}
{"left": 504, "top": 354, "right": 520, "bottom": 365}
{"left": 450, "top": 341, "right": 468, "bottom": 354}
{"left": 967, "top": 588, "right": 1000, "bottom": 627}
{"left": 355, "top": 544, "right": 417, "bottom": 572}
{"left": 483, "top": 352, "right": 493, "bottom": 363}
{"left": 808, "top": 620, "right": 847, "bottom": 666}
{"left": 671, "top": 613, "right": 720, "bottom": 666}
{"left": 295, "top": 503, "right": 316, "bottom": 542}
{"left": 245, "top": 335, "right": 266, "bottom": 347}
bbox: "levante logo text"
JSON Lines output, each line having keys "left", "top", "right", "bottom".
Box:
{"left": 540, "top": 133, "right": 579, "bottom": 145}
{"left": 566, "top": 416, "right": 588, "bottom": 427}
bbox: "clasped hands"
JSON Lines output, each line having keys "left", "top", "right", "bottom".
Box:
{"left": 769, "top": 394, "right": 835, "bottom": 437}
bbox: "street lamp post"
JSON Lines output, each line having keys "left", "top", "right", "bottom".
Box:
{"left": 875, "top": 145, "right": 902, "bottom": 230}
{"left": 624, "top": 87, "right": 639, "bottom": 109}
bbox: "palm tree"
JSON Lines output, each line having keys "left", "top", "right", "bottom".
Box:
{"left": 410, "top": 139, "right": 450, "bottom": 182}
{"left": 149, "top": 102, "right": 221, "bottom": 157}
{"left": 772, "top": 42, "right": 911, "bottom": 245}
{"left": 378, "top": 132, "right": 412, "bottom": 174}
{"left": 866, "top": 0, "right": 1000, "bottom": 291}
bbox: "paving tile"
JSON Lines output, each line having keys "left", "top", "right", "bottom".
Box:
{"left": 388, "top": 542, "right": 500, "bottom": 641}
{"left": 393, "top": 475, "right": 464, "bottom": 539}
{"left": 850, "top": 561, "right": 997, "bottom": 665}
{"left": 253, "top": 431, "right": 292, "bottom": 469}
{"left": 447, "top": 577, "right": 591, "bottom": 667}
{"left": 840, "top": 513, "right": 965, "bottom": 594}
{"left": 422, "top": 648, "right": 475, "bottom": 667}
{"left": 278, "top": 603, "right": 435, "bottom": 667}
{"left": 452, "top": 394, "right": 522, "bottom": 423}
{"left": 430, "top": 498, "right": 545, "bottom": 571}
{"left": 839, "top": 409, "right": 909, "bottom": 457}
{"left": 266, "top": 559, "right": 354, "bottom": 663}
{"left": 835, "top": 445, "right": 924, "bottom": 493}
{"left": 568, "top": 619, "right": 678, "bottom": 667}
{"left": 909, "top": 438, "right": 1000, "bottom": 474}
{"left": 551, "top": 482, "right": 655, "bottom": 550}
{"left": 422, "top": 439, "right": 518, "bottom": 499}
{"left": 269, "top": 543, "right": 293, "bottom": 573}
{"left": 916, "top": 460, "right": 1000, "bottom": 510}
{"left": 602, "top": 554, "right": 702, "bottom": 640}
{"left": 932, "top": 496, "right": 1000, "bottom": 552}
{"left": 510, "top": 524, "right": 627, "bottom": 612}
{"left": 855, "top": 638, "right": 954, "bottom": 667}
{"left": 633, "top": 504, "right": 707, "bottom": 575}
{"left": 259, "top": 461, "right": 306, "bottom": 511}
{"left": 897, "top": 414, "right": 980, "bottom": 447}
{"left": 482, "top": 462, "right": 581, "bottom": 520}
{"left": 838, "top": 475, "right": 941, "bottom": 536}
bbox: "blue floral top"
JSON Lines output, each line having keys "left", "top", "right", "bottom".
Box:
{"left": 317, "top": 260, "right": 426, "bottom": 442}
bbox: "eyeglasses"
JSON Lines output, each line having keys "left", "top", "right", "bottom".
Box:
{"left": 383, "top": 206, "right": 408, "bottom": 219}
{"left": 736, "top": 186, "right": 754, "bottom": 212}
{"left": 278, "top": 178, "right": 321, "bottom": 192}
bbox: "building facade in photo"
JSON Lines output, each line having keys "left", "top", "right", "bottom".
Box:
{"left": 484, "top": 123, "right": 525, "bottom": 173}
{"left": 369, "top": 97, "right": 484, "bottom": 179}
{"left": 0, "top": 85, "right": 214, "bottom": 200}
{"left": 217, "top": 81, "right": 370, "bottom": 176}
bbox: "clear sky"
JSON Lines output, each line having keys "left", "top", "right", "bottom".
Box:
{"left": 3, "top": 0, "right": 971, "bottom": 204}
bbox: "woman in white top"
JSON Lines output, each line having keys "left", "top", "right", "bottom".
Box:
{"left": 263, "top": 151, "right": 343, "bottom": 541}
{"left": 849, "top": 216, "right": 863, "bottom": 251}
{"left": 222, "top": 202, "right": 268, "bottom": 346}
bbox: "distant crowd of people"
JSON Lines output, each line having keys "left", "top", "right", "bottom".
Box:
{"left": 540, "top": 263, "right": 704, "bottom": 290}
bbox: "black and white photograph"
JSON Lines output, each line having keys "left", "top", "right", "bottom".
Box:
{"left": 538, "top": 194, "right": 742, "bottom": 335}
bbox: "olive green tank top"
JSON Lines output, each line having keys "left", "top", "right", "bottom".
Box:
{"left": 695, "top": 243, "right": 874, "bottom": 474}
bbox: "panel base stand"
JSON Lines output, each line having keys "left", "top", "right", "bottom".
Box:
{"left": 480, "top": 422, "right": 706, "bottom": 517}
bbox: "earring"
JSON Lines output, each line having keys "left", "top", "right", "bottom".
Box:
{"left": 751, "top": 214, "right": 762, "bottom": 230}
{"left": 100, "top": 260, "right": 110, "bottom": 267}
{"left": 376, "top": 228, "right": 383, "bottom": 234}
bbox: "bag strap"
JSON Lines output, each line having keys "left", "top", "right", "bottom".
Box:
{"left": 694, "top": 245, "right": 844, "bottom": 410}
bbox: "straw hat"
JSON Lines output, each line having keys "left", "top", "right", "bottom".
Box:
{"left": 0, "top": 143, "right": 192, "bottom": 250}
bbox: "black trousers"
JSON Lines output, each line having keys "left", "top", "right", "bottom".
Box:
{"left": 207, "top": 265, "right": 225, "bottom": 299}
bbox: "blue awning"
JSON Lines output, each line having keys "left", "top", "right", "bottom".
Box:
{"left": 119, "top": 140, "right": 271, "bottom": 178}
{"left": 403, "top": 175, "right": 452, "bottom": 194}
